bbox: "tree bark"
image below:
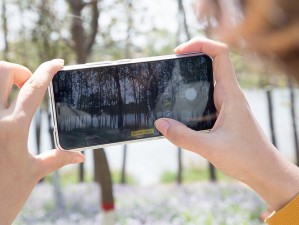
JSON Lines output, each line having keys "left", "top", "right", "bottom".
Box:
{"left": 120, "top": 145, "right": 127, "bottom": 184}
{"left": 177, "top": 0, "right": 190, "bottom": 41}
{"left": 35, "top": 108, "right": 43, "bottom": 182}
{"left": 266, "top": 88, "right": 277, "bottom": 147}
{"left": 93, "top": 149, "right": 114, "bottom": 211}
{"left": 177, "top": 147, "right": 183, "bottom": 184}
{"left": 288, "top": 80, "right": 299, "bottom": 165}
{"left": 67, "top": 0, "right": 101, "bottom": 182}
{"left": 48, "top": 110, "right": 65, "bottom": 213}
{"left": 68, "top": 0, "right": 100, "bottom": 63}
{"left": 1, "top": 0, "right": 9, "bottom": 60}
{"left": 176, "top": 0, "right": 190, "bottom": 184}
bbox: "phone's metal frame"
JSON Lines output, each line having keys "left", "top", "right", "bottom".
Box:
{"left": 48, "top": 52, "right": 213, "bottom": 151}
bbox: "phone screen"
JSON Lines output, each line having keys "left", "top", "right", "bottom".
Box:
{"left": 51, "top": 54, "right": 216, "bottom": 150}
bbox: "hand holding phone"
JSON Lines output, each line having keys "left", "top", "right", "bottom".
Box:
{"left": 49, "top": 53, "right": 216, "bottom": 151}
{"left": 156, "top": 38, "right": 299, "bottom": 212}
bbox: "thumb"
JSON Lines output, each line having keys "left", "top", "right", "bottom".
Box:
{"left": 155, "top": 118, "right": 210, "bottom": 157}
{"left": 35, "top": 149, "right": 85, "bottom": 178}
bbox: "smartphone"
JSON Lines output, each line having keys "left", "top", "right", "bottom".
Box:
{"left": 49, "top": 53, "right": 216, "bottom": 151}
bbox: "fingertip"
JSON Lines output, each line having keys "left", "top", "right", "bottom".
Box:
{"left": 50, "top": 59, "right": 65, "bottom": 67}
{"left": 38, "top": 59, "right": 64, "bottom": 74}
{"left": 36, "top": 149, "right": 85, "bottom": 178}
{"left": 31, "top": 59, "right": 64, "bottom": 84}
{"left": 155, "top": 118, "right": 170, "bottom": 135}
{"left": 174, "top": 38, "right": 206, "bottom": 54}
{"left": 5, "top": 62, "right": 33, "bottom": 88}
{"left": 155, "top": 118, "right": 189, "bottom": 144}
{"left": 55, "top": 149, "right": 85, "bottom": 165}
{"left": 16, "top": 67, "right": 32, "bottom": 88}
{"left": 72, "top": 152, "right": 85, "bottom": 164}
{"left": 155, "top": 118, "right": 210, "bottom": 156}
{"left": 174, "top": 43, "right": 186, "bottom": 53}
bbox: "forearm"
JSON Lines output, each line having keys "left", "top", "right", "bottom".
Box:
{"left": 244, "top": 145, "right": 299, "bottom": 211}
{"left": 0, "top": 182, "right": 35, "bottom": 225}
{"left": 0, "top": 162, "right": 38, "bottom": 225}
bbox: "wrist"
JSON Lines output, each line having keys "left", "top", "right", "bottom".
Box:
{"left": 0, "top": 160, "right": 38, "bottom": 225}
{"left": 245, "top": 145, "right": 299, "bottom": 211}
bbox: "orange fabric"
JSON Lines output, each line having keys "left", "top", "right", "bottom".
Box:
{"left": 265, "top": 195, "right": 299, "bottom": 225}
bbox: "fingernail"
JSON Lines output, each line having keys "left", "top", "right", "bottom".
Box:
{"left": 52, "top": 59, "right": 65, "bottom": 66}
{"left": 73, "top": 154, "right": 85, "bottom": 164}
{"left": 174, "top": 43, "right": 186, "bottom": 52}
{"left": 154, "top": 119, "right": 170, "bottom": 134}
{"left": 174, "top": 46, "right": 182, "bottom": 52}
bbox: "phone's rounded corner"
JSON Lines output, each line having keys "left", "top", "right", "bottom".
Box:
{"left": 53, "top": 141, "right": 68, "bottom": 151}
{"left": 52, "top": 133, "right": 72, "bottom": 151}
{"left": 54, "top": 144, "right": 83, "bottom": 152}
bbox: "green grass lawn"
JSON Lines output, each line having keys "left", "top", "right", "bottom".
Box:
{"left": 160, "top": 166, "right": 231, "bottom": 183}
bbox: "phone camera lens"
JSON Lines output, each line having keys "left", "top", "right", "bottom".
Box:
{"left": 184, "top": 87, "right": 197, "bottom": 101}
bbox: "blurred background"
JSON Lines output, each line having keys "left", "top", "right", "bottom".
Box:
{"left": 1, "top": 0, "right": 298, "bottom": 224}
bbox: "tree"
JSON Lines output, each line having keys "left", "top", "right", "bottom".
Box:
{"left": 1, "top": 0, "right": 9, "bottom": 60}
{"left": 66, "top": 2, "right": 115, "bottom": 221}
{"left": 66, "top": 0, "right": 100, "bottom": 182}
{"left": 124, "top": 0, "right": 133, "bottom": 58}
{"left": 93, "top": 148, "right": 114, "bottom": 211}
{"left": 177, "top": 0, "right": 191, "bottom": 44}
{"left": 176, "top": 0, "right": 191, "bottom": 184}
{"left": 67, "top": 0, "right": 100, "bottom": 63}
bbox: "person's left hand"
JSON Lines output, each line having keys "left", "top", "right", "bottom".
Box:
{"left": 0, "top": 60, "right": 85, "bottom": 225}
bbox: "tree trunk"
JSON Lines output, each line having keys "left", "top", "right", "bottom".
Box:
{"left": 177, "top": 147, "right": 183, "bottom": 184}
{"left": 125, "top": 0, "right": 133, "bottom": 58}
{"left": 113, "top": 74, "right": 123, "bottom": 130}
{"left": 1, "top": 0, "right": 9, "bottom": 60}
{"left": 93, "top": 149, "right": 114, "bottom": 211}
{"left": 208, "top": 162, "right": 217, "bottom": 182}
{"left": 68, "top": 0, "right": 100, "bottom": 64}
{"left": 35, "top": 108, "right": 43, "bottom": 182}
{"left": 175, "top": 0, "right": 190, "bottom": 184}
{"left": 120, "top": 145, "right": 127, "bottom": 184}
{"left": 67, "top": 0, "right": 100, "bottom": 182}
{"left": 48, "top": 109, "right": 65, "bottom": 213}
{"left": 266, "top": 88, "right": 277, "bottom": 147}
{"left": 177, "top": 0, "right": 190, "bottom": 41}
{"left": 288, "top": 80, "right": 299, "bottom": 165}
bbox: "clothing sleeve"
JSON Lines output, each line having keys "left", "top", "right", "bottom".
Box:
{"left": 265, "top": 195, "right": 299, "bottom": 225}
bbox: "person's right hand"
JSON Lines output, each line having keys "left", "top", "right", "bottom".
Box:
{"left": 155, "top": 38, "right": 299, "bottom": 211}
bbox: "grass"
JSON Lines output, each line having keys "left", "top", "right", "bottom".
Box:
{"left": 110, "top": 170, "right": 138, "bottom": 185}
{"left": 43, "top": 165, "right": 230, "bottom": 186}
{"left": 43, "top": 170, "right": 93, "bottom": 186}
{"left": 43, "top": 168, "right": 137, "bottom": 186}
{"left": 160, "top": 166, "right": 232, "bottom": 183}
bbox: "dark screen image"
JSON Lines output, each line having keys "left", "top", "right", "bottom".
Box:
{"left": 52, "top": 55, "right": 216, "bottom": 150}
